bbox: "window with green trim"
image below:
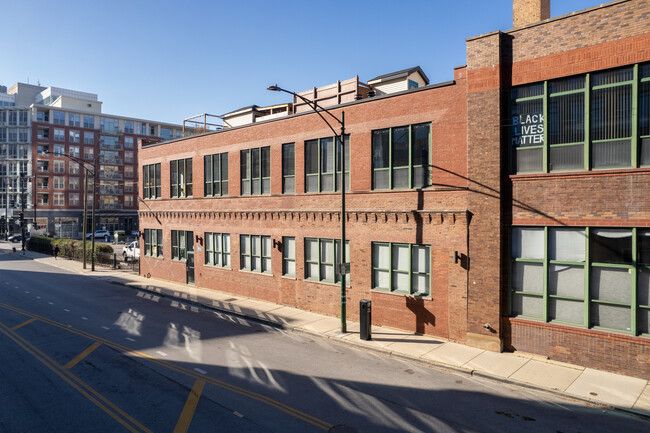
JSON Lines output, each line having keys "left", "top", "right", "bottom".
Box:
{"left": 511, "top": 226, "right": 650, "bottom": 336}
{"left": 372, "top": 242, "right": 430, "bottom": 296}
{"left": 171, "top": 230, "right": 193, "bottom": 261}
{"left": 304, "top": 238, "right": 349, "bottom": 284}
{"left": 372, "top": 123, "right": 430, "bottom": 189}
{"left": 142, "top": 163, "right": 161, "bottom": 199}
{"left": 170, "top": 158, "right": 192, "bottom": 198}
{"left": 282, "top": 143, "right": 295, "bottom": 194}
{"left": 205, "top": 232, "right": 230, "bottom": 267}
{"left": 240, "top": 234, "right": 271, "bottom": 273}
{"left": 511, "top": 62, "right": 650, "bottom": 174}
{"left": 241, "top": 147, "right": 270, "bottom": 195}
{"left": 204, "top": 153, "right": 228, "bottom": 197}
{"left": 305, "top": 135, "right": 350, "bottom": 193}
{"left": 282, "top": 236, "right": 295, "bottom": 276}
{"left": 144, "top": 229, "right": 162, "bottom": 257}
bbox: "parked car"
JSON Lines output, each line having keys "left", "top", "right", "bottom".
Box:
{"left": 86, "top": 230, "right": 111, "bottom": 241}
{"left": 8, "top": 233, "right": 30, "bottom": 243}
{"left": 122, "top": 240, "right": 140, "bottom": 261}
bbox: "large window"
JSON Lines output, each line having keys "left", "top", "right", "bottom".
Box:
{"left": 83, "top": 115, "right": 94, "bottom": 129}
{"left": 372, "top": 124, "right": 430, "bottom": 189}
{"left": 282, "top": 143, "right": 295, "bottom": 194}
{"left": 240, "top": 234, "right": 271, "bottom": 273}
{"left": 305, "top": 238, "right": 349, "bottom": 284}
{"left": 241, "top": 147, "right": 270, "bottom": 195}
{"left": 204, "top": 153, "right": 228, "bottom": 197}
{"left": 68, "top": 113, "right": 80, "bottom": 127}
{"left": 372, "top": 242, "right": 430, "bottom": 295}
{"left": 53, "top": 111, "right": 65, "bottom": 125}
{"left": 205, "top": 232, "right": 231, "bottom": 267}
{"left": 171, "top": 230, "right": 193, "bottom": 261}
{"left": 144, "top": 229, "right": 163, "bottom": 257}
{"left": 170, "top": 158, "right": 192, "bottom": 198}
{"left": 511, "top": 62, "right": 650, "bottom": 173}
{"left": 142, "top": 163, "right": 161, "bottom": 199}
{"left": 305, "top": 135, "right": 350, "bottom": 193}
{"left": 511, "top": 227, "right": 650, "bottom": 336}
{"left": 282, "top": 237, "right": 295, "bottom": 277}
{"left": 54, "top": 129, "right": 65, "bottom": 142}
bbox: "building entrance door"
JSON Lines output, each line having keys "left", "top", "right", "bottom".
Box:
{"left": 186, "top": 251, "right": 195, "bottom": 285}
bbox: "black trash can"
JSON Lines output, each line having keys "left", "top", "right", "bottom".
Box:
{"left": 360, "top": 299, "right": 372, "bottom": 341}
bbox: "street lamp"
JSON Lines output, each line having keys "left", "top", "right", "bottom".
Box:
{"left": 267, "top": 84, "right": 348, "bottom": 333}
{"left": 4, "top": 178, "right": 11, "bottom": 240}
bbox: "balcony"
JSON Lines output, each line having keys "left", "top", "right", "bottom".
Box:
{"left": 99, "top": 186, "right": 123, "bottom": 195}
{"left": 98, "top": 142, "right": 122, "bottom": 151}
{"left": 99, "top": 171, "right": 123, "bottom": 180}
{"left": 99, "top": 156, "right": 123, "bottom": 165}
{"left": 100, "top": 125, "right": 121, "bottom": 135}
{"left": 99, "top": 203, "right": 123, "bottom": 210}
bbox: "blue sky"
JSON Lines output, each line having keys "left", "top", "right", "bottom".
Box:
{"left": 1, "top": 0, "right": 605, "bottom": 125}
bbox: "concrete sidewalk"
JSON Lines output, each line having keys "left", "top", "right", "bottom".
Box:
{"left": 3, "top": 243, "right": 650, "bottom": 418}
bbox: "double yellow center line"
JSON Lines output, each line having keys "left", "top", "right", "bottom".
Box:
{"left": 0, "top": 302, "right": 332, "bottom": 431}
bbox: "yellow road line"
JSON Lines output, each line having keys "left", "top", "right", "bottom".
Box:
{"left": 10, "top": 317, "right": 37, "bottom": 331}
{"left": 0, "top": 321, "right": 152, "bottom": 433}
{"left": 0, "top": 302, "right": 332, "bottom": 430}
{"left": 64, "top": 341, "right": 102, "bottom": 369}
{"left": 173, "top": 379, "right": 206, "bottom": 433}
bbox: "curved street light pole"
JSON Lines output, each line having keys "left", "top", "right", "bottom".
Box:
{"left": 268, "top": 85, "right": 347, "bottom": 333}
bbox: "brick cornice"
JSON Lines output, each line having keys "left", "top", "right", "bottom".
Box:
{"left": 138, "top": 209, "right": 470, "bottom": 225}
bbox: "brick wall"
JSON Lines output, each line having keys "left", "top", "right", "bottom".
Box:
{"left": 512, "top": 170, "right": 650, "bottom": 226}
{"left": 139, "top": 77, "right": 470, "bottom": 340}
{"left": 505, "top": 319, "right": 650, "bottom": 379}
{"left": 493, "top": 0, "right": 650, "bottom": 374}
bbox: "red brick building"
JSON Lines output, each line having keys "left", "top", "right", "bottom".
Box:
{"left": 140, "top": 0, "right": 650, "bottom": 378}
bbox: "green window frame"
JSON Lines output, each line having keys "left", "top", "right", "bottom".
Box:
{"left": 240, "top": 147, "right": 270, "bottom": 195}
{"left": 204, "top": 232, "right": 230, "bottom": 267}
{"left": 304, "top": 238, "right": 349, "bottom": 284}
{"left": 240, "top": 234, "right": 271, "bottom": 273}
{"left": 371, "top": 123, "right": 431, "bottom": 190}
{"left": 282, "top": 143, "right": 295, "bottom": 194}
{"left": 144, "top": 228, "right": 162, "bottom": 257}
{"left": 142, "top": 163, "right": 161, "bottom": 199}
{"left": 304, "top": 135, "right": 350, "bottom": 193}
{"left": 170, "top": 158, "right": 193, "bottom": 198}
{"left": 371, "top": 242, "right": 430, "bottom": 296}
{"left": 282, "top": 236, "right": 295, "bottom": 277}
{"left": 171, "top": 230, "right": 194, "bottom": 261}
{"left": 511, "top": 226, "right": 650, "bottom": 337}
{"left": 511, "top": 62, "right": 650, "bottom": 174}
{"left": 204, "top": 153, "right": 228, "bottom": 197}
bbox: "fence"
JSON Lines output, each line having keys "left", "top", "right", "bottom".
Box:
{"left": 57, "top": 246, "right": 139, "bottom": 272}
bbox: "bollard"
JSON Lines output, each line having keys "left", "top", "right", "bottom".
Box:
{"left": 360, "top": 299, "right": 372, "bottom": 341}
{"left": 113, "top": 253, "right": 117, "bottom": 269}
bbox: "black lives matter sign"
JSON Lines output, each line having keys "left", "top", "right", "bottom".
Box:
{"left": 512, "top": 113, "right": 544, "bottom": 146}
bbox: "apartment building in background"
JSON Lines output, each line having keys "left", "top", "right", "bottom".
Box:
{"left": 0, "top": 83, "right": 181, "bottom": 237}
{"left": 138, "top": 0, "right": 649, "bottom": 378}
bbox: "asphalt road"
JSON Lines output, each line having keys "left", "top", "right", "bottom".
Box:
{"left": 0, "top": 249, "right": 647, "bottom": 432}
